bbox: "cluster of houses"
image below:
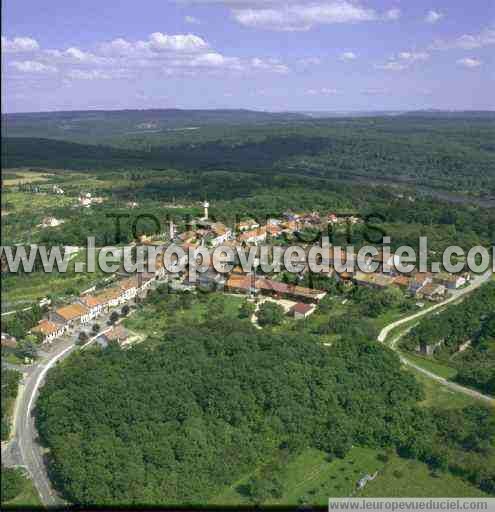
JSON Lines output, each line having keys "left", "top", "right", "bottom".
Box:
{"left": 346, "top": 266, "right": 469, "bottom": 300}
{"left": 174, "top": 209, "right": 362, "bottom": 249}
{"left": 24, "top": 202, "right": 472, "bottom": 345}
{"left": 31, "top": 274, "right": 156, "bottom": 344}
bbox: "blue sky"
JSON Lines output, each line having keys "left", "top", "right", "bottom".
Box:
{"left": 2, "top": 0, "right": 494, "bottom": 112}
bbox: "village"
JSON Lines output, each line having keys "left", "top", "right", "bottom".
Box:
{"left": 21, "top": 200, "right": 472, "bottom": 350}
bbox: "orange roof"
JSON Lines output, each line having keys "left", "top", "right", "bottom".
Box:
{"left": 266, "top": 224, "right": 282, "bottom": 236}
{"left": 32, "top": 319, "right": 63, "bottom": 335}
{"left": 95, "top": 287, "right": 122, "bottom": 302}
{"left": 412, "top": 272, "right": 432, "bottom": 284}
{"left": 55, "top": 303, "right": 88, "bottom": 321}
{"left": 239, "top": 226, "right": 267, "bottom": 241}
{"left": 80, "top": 295, "right": 102, "bottom": 308}
{"left": 393, "top": 275, "right": 411, "bottom": 288}
{"left": 226, "top": 274, "right": 325, "bottom": 300}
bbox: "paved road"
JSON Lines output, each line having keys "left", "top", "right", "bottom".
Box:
{"left": 378, "top": 270, "right": 494, "bottom": 405}
{"left": 3, "top": 328, "right": 111, "bottom": 506}
{"left": 378, "top": 270, "right": 493, "bottom": 342}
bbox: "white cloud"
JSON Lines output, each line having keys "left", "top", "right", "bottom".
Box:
{"left": 251, "top": 57, "right": 289, "bottom": 73}
{"left": 384, "top": 8, "right": 401, "bottom": 21}
{"left": 457, "top": 57, "right": 482, "bottom": 68}
{"left": 148, "top": 32, "right": 208, "bottom": 51}
{"left": 2, "top": 36, "right": 40, "bottom": 53}
{"left": 188, "top": 52, "right": 243, "bottom": 70}
{"left": 340, "top": 51, "right": 357, "bottom": 61}
{"left": 99, "top": 32, "right": 209, "bottom": 56}
{"left": 4, "top": 29, "right": 290, "bottom": 82}
{"left": 185, "top": 15, "right": 201, "bottom": 24}
{"left": 306, "top": 87, "right": 339, "bottom": 95}
{"left": 232, "top": 1, "right": 379, "bottom": 31}
{"left": 425, "top": 10, "right": 443, "bottom": 24}
{"left": 10, "top": 60, "right": 57, "bottom": 73}
{"left": 66, "top": 47, "right": 92, "bottom": 61}
{"left": 432, "top": 27, "right": 495, "bottom": 50}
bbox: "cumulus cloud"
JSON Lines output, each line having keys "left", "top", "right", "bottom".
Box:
{"left": 3, "top": 29, "right": 290, "bottom": 83}
{"left": 2, "top": 36, "right": 40, "bottom": 53}
{"left": 10, "top": 60, "right": 57, "bottom": 73}
{"left": 340, "top": 51, "right": 357, "bottom": 61}
{"left": 99, "top": 32, "right": 208, "bottom": 57}
{"left": 231, "top": 1, "right": 379, "bottom": 31}
{"left": 431, "top": 27, "right": 495, "bottom": 50}
{"left": 457, "top": 57, "right": 482, "bottom": 68}
{"left": 425, "top": 10, "right": 443, "bottom": 24}
{"left": 148, "top": 32, "right": 208, "bottom": 51}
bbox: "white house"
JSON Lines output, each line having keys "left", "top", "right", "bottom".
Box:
{"left": 78, "top": 295, "right": 104, "bottom": 320}
{"left": 32, "top": 319, "right": 67, "bottom": 343}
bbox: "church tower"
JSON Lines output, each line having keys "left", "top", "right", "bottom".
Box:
{"left": 202, "top": 200, "right": 210, "bottom": 221}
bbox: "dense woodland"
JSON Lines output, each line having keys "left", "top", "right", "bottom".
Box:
{"left": 3, "top": 113, "right": 495, "bottom": 195}
{"left": 403, "top": 282, "right": 495, "bottom": 395}
{"left": 35, "top": 288, "right": 495, "bottom": 505}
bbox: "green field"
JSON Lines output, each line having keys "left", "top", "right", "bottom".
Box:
{"left": 3, "top": 475, "right": 43, "bottom": 508}
{"left": 2, "top": 250, "right": 109, "bottom": 305}
{"left": 403, "top": 352, "right": 458, "bottom": 380}
{"left": 409, "top": 368, "right": 476, "bottom": 409}
{"left": 211, "top": 446, "right": 486, "bottom": 506}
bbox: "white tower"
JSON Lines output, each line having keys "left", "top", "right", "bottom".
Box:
{"left": 202, "top": 200, "right": 210, "bottom": 221}
{"left": 169, "top": 220, "right": 175, "bottom": 240}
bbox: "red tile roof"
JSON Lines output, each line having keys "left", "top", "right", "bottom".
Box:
{"left": 54, "top": 303, "right": 88, "bottom": 321}
{"left": 291, "top": 303, "right": 314, "bottom": 315}
{"left": 32, "top": 319, "right": 64, "bottom": 335}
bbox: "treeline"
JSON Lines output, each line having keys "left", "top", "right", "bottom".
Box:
{"left": 1, "top": 369, "right": 21, "bottom": 440}
{"left": 403, "top": 282, "right": 495, "bottom": 394}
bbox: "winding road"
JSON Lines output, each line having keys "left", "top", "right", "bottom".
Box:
{"left": 377, "top": 269, "right": 494, "bottom": 406}
{"left": 2, "top": 329, "right": 111, "bottom": 506}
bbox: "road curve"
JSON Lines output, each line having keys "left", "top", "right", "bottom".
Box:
{"left": 6, "top": 328, "right": 112, "bottom": 506}
{"left": 378, "top": 270, "right": 493, "bottom": 343}
{"left": 378, "top": 270, "right": 494, "bottom": 405}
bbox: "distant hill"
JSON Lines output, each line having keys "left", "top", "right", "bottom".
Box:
{"left": 1, "top": 109, "right": 307, "bottom": 143}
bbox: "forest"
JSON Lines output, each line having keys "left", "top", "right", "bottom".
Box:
{"left": 35, "top": 288, "right": 495, "bottom": 505}
{"left": 3, "top": 113, "right": 495, "bottom": 196}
